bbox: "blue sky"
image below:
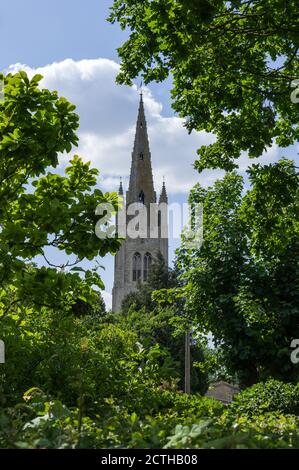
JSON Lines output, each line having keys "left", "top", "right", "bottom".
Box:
{"left": 0, "top": 1, "right": 121, "bottom": 66}
{"left": 0, "top": 0, "right": 173, "bottom": 113}
{"left": 1, "top": 1, "right": 295, "bottom": 308}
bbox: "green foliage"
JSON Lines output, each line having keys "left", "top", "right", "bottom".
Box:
{"left": 72, "top": 291, "right": 106, "bottom": 317}
{"left": 200, "top": 347, "right": 239, "bottom": 385}
{"left": 119, "top": 308, "right": 209, "bottom": 394}
{"left": 0, "top": 386, "right": 222, "bottom": 449}
{"left": 2, "top": 379, "right": 299, "bottom": 449}
{"left": 0, "top": 289, "right": 220, "bottom": 448}
{"left": 0, "top": 306, "right": 166, "bottom": 410}
{"left": 120, "top": 254, "right": 208, "bottom": 394}
{"left": 161, "top": 381, "right": 299, "bottom": 449}
{"left": 228, "top": 380, "right": 299, "bottom": 417}
{"left": 0, "top": 71, "right": 120, "bottom": 319}
{"left": 165, "top": 413, "right": 299, "bottom": 449}
{"left": 109, "top": 0, "right": 299, "bottom": 170}
{"left": 178, "top": 159, "right": 299, "bottom": 386}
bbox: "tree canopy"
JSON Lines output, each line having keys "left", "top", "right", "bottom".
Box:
{"left": 178, "top": 159, "right": 299, "bottom": 386}
{"left": 0, "top": 71, "right": 120, "bottom": 316}
{"left": 109, "top": 0, "right": 299, "bottom": 171}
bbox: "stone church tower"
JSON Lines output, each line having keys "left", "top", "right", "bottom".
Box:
{"left": 112, "top": 93, "right": 168, "bottom": 312}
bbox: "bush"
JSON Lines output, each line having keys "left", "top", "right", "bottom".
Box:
{"left": 228, "top": 380, "right": 299, "bottom": 417}
{"left": 162, "top": 381, "right": 299, "bottom": 449}
{"left": 2, "top": 383, "right": 299, "bottom": 449}
{"left": 164, "top": 413, "right": 299, "bottom": 449}
{"left": 148, "top": 390, "right": 223, "bottom": 419}
{"left": 0, "top": 388, "right": 223, "bottom": 449}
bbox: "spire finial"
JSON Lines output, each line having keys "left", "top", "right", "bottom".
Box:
{"left": 139, "top": 80, "right": 143, "bottom": 96}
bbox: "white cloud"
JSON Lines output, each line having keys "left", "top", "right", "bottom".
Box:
{"left": 7, "top": 58, "right": 291, "bottom": 198}
{"left": 6, "top": 59, "right": 218, "bottom": 195}
{"left": 7, "top": 58, "right": 283, "bottom": 196}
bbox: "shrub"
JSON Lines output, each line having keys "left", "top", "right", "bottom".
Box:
{"left": 164, "top": 413, "right": 299, "bottom": 449}
{"left": 228, "top": 380, "right": 299, "bottom": 417}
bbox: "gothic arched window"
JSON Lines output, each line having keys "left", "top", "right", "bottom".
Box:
{"left": 143, "top": 252, "right": 152, "bottom": 281}
{"left": 139, "top": 152, "right": 144, "bottom": 160}
{"left": 132, "top": 252, "right": 141, "bottom": 282}
{"left": 138, "top": 190, "right": 145, "bottom": 204}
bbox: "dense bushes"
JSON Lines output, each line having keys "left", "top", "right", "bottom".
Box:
{"left": 0, "top": 309, "right": 175, "bottom": 414}
{"left": 165, "top": 413, "right": 299, "bottom": 449}
{"left": 0, "top": 297, "right": 218, "bottom": 448}
{"left": 228, "top": 380, "right": 299, "bottom": 417}
{"left": 1, "top": 372, "right": 299, "bottom": 448}
{"left": 0, "top": 387, "right": 222, "bottom": 449}
{"left": 1, "top": 394, "right": 299, "bottom": 449}
{"left": 1, "top": 275, "right": 299, "bottom": 449}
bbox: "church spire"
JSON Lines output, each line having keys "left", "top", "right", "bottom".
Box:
{"left": 112, "top": 90, "right": 169, "bottom": 312}
{"left": 127, "top": 93, "right": 156, "bottom": 206}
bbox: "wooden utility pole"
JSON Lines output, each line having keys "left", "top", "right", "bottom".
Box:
{"left": 184, "top": 329, "right": 191, "bottom": 394}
